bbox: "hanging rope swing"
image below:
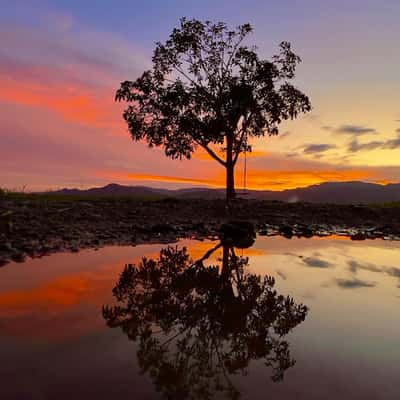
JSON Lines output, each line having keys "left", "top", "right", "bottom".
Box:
{"left": 238, "top": 134, "right": 249, "bottom": 196}
{"left": 243, "top": 145, "right": 247, "bottom": 194}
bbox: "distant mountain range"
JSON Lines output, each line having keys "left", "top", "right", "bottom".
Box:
{"left": 47, "top": 181, "right": 400, "bottom": 204}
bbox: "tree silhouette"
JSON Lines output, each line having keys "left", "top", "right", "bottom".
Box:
{"left": 116, "top": 18, "right": 311, "bottom": 200}
{"left": 103, "top": 242, "right": 308, "bottom": 399}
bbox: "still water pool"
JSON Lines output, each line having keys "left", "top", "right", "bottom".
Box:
{"left": 0, "top": 236, "right": 399, "bottom": 399}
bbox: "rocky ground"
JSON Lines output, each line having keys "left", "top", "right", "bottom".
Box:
{"left": 1, "top": 197, "right": 400, "bottom": 267}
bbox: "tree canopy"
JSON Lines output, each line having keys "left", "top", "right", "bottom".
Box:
{"left": 116, "top": 18, "right": 311, "bottom": 199}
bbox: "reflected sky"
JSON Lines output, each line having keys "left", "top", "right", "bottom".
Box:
{"left": 0, "top": 236, "right": 399, "bottom": 399}
{"left": 102, "top": 244, "right": 308, "bottom": 398}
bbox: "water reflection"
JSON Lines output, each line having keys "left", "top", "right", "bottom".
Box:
{"left": 103, "top": 241, "right": 308, "bottom": 399}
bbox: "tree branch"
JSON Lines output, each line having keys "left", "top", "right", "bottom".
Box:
{"left": 172, "top": 65, "right": 205, "bottom": 89}
{"left": 233, "top": 131, "right": 245, "bottom": 165}
{"left": 233, "top": 112, "right": 253, "bottom": 164}
{"left": 233, "top": 128, "right": 246, "bottom": 165}
{"left": 196, "top": 141, "right": 226, "bottom": 166}
{"left": 190, "top": 242, "right": 223, "bottom": 268}
{"left": 224, "top": 35, "right": 246, "bottom": 72}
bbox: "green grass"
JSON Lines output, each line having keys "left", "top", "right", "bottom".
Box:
{"left": 0, "top": 187, "right": 170, "bottom": 202}
{"left": 369, "top": 201, "right": 400, "bottom": 208}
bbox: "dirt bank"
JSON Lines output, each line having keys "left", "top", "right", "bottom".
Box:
{"left": 1, "top": 197, "right": 399, "bottom": 266}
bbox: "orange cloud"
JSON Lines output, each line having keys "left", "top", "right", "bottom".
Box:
{"left": 101, "top": 171, "right": 219, "bottom": 187}
{"left": 101, "top": 167, "right": 382, "bottom": 191}
{"left": 375, "top": 179, "right": 393, "bottom": 185}
{"left": 241, "top": 168, "right": 379, "bottom": 190}
{"left": 127, "top": 173, "right": 216, "bottom": 185}
{"left": 0, "top": 65, "right": 122, "bottom": 129}
{"left": 193, "top": 148, "right": 269, "bottom": 161}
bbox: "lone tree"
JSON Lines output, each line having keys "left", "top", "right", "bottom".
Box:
{"left": 116, "top": 18, "right": 311, "bottom": 200}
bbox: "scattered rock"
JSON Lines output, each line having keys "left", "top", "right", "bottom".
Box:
{"left": 1, "top": 197, "right": 400, "bottom": 263}
{"left": 11, "top": 252, "right": 26, "bottom": 263}
{"left": 279, "top": 225, "right": 293, "bottom": 239}
{"left": 0, "top": 241, "right": 14, "bottom": 252}
{"left": 191, "top": 222, "right": 207, "bottom": 235}
{"left": 351, "top": 232, "right": 366, "bottom": 241}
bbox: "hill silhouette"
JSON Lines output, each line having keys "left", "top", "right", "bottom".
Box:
{"left": 48, "top": 181, "right": 400, "bottom": 204}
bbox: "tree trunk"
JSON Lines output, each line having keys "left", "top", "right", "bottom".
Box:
{"left": 226, "top": 163, "right": 235, "bottom": 201}
{"left": 226, "top": 135, "right": 236, "bottom": 201}
{"left": 221, "top": 244, "right": 230, "bottom": 278}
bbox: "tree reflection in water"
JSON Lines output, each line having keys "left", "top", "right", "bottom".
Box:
{"left": 103, "top": 241, "right": 308, "bottom": 399}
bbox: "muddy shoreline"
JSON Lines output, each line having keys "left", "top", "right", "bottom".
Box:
{"left": 1, "top": 197, "right": 400, "bottom": 266}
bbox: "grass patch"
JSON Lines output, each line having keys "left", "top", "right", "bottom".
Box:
{"left": 369, "top": 201, "right": 400, "bottom": 208}
{"left": 0, "top": 188, "right": 170, "bottom": 202}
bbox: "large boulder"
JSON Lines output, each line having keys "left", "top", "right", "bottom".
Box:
{"left": 219, "top": 221, "right": 256, "bottom": 248}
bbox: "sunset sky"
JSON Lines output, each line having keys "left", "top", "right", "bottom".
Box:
{"left": 1, "top": 0, "right": 400, "bottom": 191}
